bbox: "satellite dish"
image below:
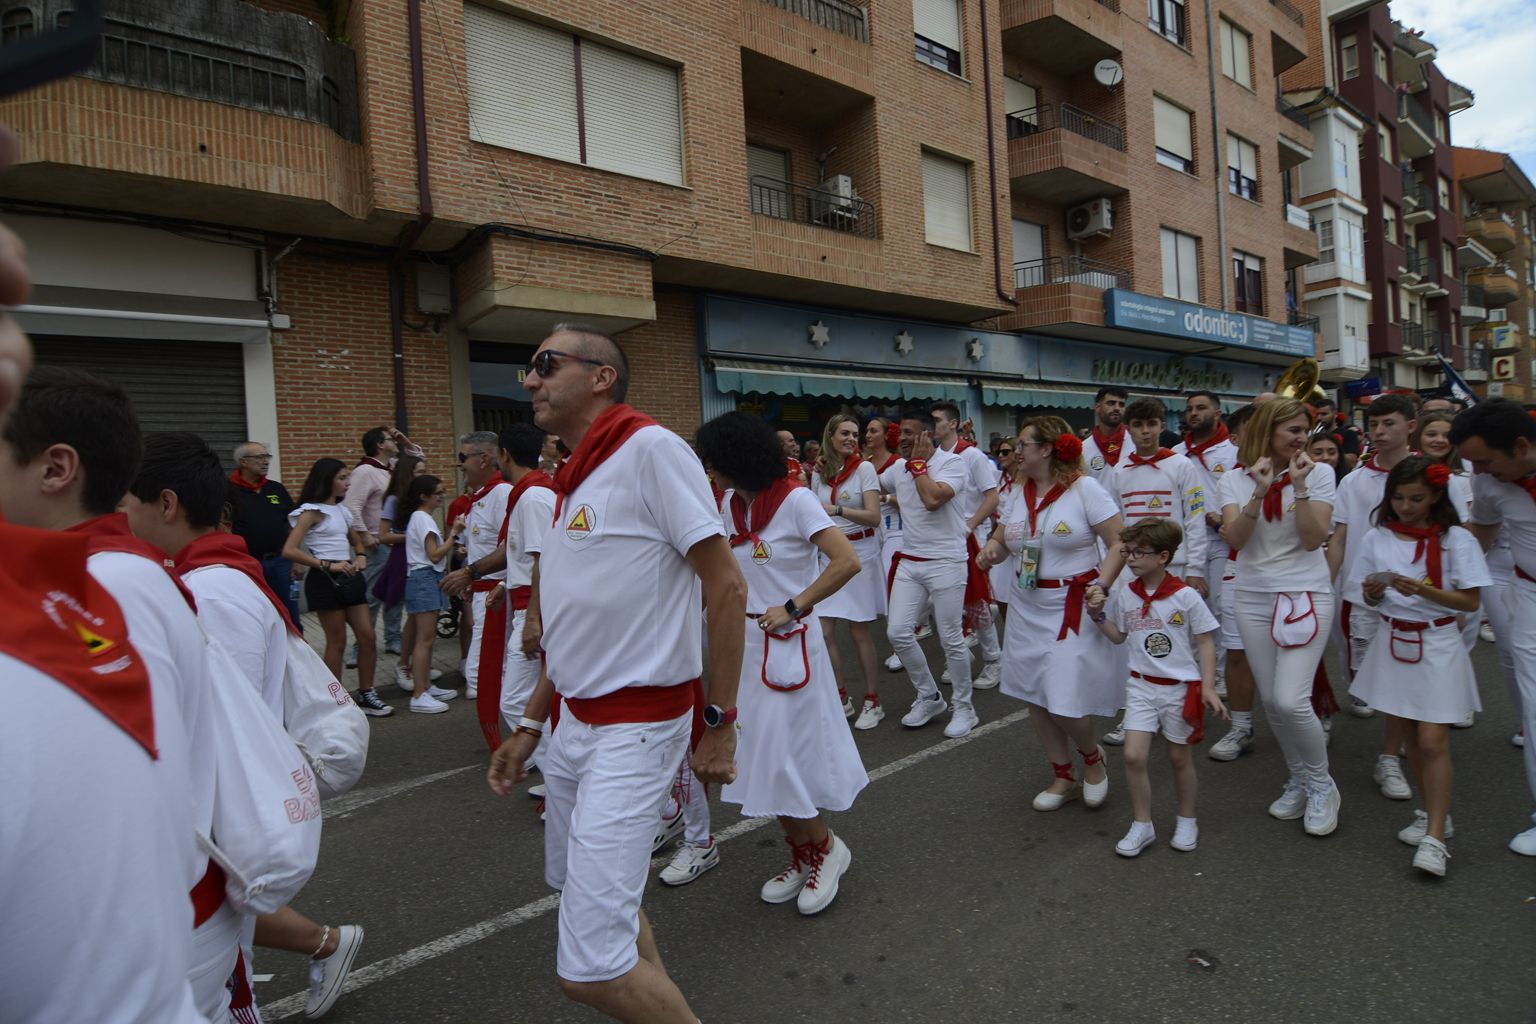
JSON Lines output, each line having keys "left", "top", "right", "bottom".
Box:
{"left": 1094, "top": 59, "right": 1124, "bottom": 89}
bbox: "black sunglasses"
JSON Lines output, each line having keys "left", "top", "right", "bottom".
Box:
{"left": 527, "top": 349, "right": 606, "bottom": 379}
{"left": 457, "top": 450, "right": 490, "bottom": 464}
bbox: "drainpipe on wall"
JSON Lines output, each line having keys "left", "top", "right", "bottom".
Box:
{"left": 391, "top": 0, "right": 436, "bottom": 433}
{"left": 1203, "top": 0, "right": 1229, "bottom": 308}
{"left": 978, "top": 0, "right": 1018, "bottom": 308}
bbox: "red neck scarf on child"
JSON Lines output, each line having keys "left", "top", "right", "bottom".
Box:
{"left": 1127, "top": 448, "right": 1175, "bottom": 468}
{"left": 1384, "top": 521, "right": 1445, "bottom": 589}
{"left": 1129, "top": 574, "right": 1185, "bottom": 617}
{"left": 174, "top": 532, "right": 300, "bottom": 636}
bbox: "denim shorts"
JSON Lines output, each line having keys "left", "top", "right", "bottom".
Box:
{"left": 405, "top": 566, "right": 449, "bottom": 614}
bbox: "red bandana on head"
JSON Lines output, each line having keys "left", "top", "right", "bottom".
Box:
{"left": 1127, "top": 448, "right": 1176, "bottom": 468}
{"left": 1182, "top": 422, "right": 1231, "bottom": 470}
{"left": 1091, "top": 425, "right": 1126, "bottom": 466}
{"left": 552, "top": 404, "right": 657, "bottom": 521}
{"left": 174, "top": 532, "right": 300, "bottom": 637}
{"left": 1384, "top": 521, "right": 1445, "bottom": 589}
{"left": 728, "top": 477, "right": 797, "bottom": 548}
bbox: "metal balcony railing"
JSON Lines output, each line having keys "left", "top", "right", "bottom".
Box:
{"left": 1399, "top": 95, "right": 1436, "bottom": 139}
{"left": 1006, "top": 102, "right": 1126, "bottom": 151}
{"left": 1405, "top": 251, "right": 1440, "bottom": 282}
{"left": 1401, "top": 324, "right": 1450, "bottom": 356}
{"left": 1276, "top": 95, "right": 1310, "bottom": 128}
{"left": 1289, "top": 310, "right": 1320, "bottom": 331}
{"left": 1400, "top": 168, "right": 1434, "bottom": 211}
{"left": 761, "top": 0, "right": 868, "bottom": 43}
{"left": 1015, "top": 255, "right": 1131, "bottom": 291}
{"left": 1284, "top": 203, "right": 1314, "bottom": 229}
{"left": 1464, "top": 283, "right": 1486, "bottom": 307}
{"left": 1093, "top": 0, "right": 1121, "bottom": 10}
{"left": 748, "top": 176, "right": 878, "bottom": 239}
{"left": 1271, "top": 0, "right": 1304, "bottom": 26}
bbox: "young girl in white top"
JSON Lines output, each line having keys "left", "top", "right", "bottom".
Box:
{"left": 1217, "top": 398, "right": 1340, "bottom": 837}
{"left": 399, "top": 474, "right": 464, "bottom": 714}
{"left": 1346, "top": 457, "right": 1490, "bottom": 877}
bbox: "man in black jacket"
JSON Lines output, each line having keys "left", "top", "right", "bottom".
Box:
{"left": 227, "top": 440, "right": 300, "bottom": 626}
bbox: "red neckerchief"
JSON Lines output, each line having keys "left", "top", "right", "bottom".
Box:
{"left": 999, "top": 472, "right": 1014, "bottom": 495}
{"left": 1023, "top": 474, "right": 1077, "bottom": 536}
{"left": 228, "top": 471, "right": 265, "bottom": 493}
{"left": 728, "top": 477, "right": 796, "bottom": 548}
{"left": 1127, "top": 448, "right": 1175, "bottom": 468}
{"left": 1262, "top": 472, "right": 1292, "bottom": 522}
{"left": 785, "top": 457, "right": 804, "bottom": 486}
{"left": 553, "top": 404, "right": 658, "bottom": 520}
{"left": 1091, "top": 425, "right": 1126, "bottom": 467}
{"left": 0, "top": 520, "right": 157, "bottom": 755}
{"left": 1385, "top": 521, "right": 1445, "bottom": 589}
{"left": 465, "top": 472, "right": 508, "bottom": 508}
{"left": 174, "top": 532, "right": 300, "bottom": 637}
{"left": 953, "top": 438, "right": 975, "bottom": 454}
{"left": 1359, "top": 450, "right": 1416, "bottom": 473}
{"left": 1182, "top": 422, "right": 1231, "bottom": 470}
{"left": 1519, "top": 475, "right": 1536, "bottom": 509}
{"left": 496, "top": 469, "right": 555, "bottom": 545}
{"left": 356, "top": 456, "right": 389, "bottom": 471}
{"left": 876, "top": 453, "right": 899, "bottom": 474}
{"left": 67, "top": 513, "right": 197, "bottom": 610}
{"left": 824, "top": 453, "right": 864, "bottom": 497}
{"left": 1130, "top": 573, "right": 1186, "bottom": 617}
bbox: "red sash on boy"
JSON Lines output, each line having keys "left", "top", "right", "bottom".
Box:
{"left": 475, "top": 469, "right": 555, "bottom": 751}
{"left": 174, "top": 532, "right": 301, "bottom": 637}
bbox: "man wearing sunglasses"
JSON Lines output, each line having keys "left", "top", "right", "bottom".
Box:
{"left": 486, "top": 324, "right": 746, "bottom": 1024}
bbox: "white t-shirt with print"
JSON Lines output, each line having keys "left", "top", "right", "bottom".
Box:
{"left": 1217, "top": 463, "right": 1337, "bottom": 593}
{"left": 464, "top": 482, "right": 513, "bottom": 580}
{"left": 998, "top": 475, "right": 1119, "bottom": 583}
{"left": 811, "top": 461, "right": 880, "bottom": 536}
{"left": 406, "top": 509, "right": 447, "bottom": 571}
{"left": 1106, "top": 452, "right": 1207, "bottom": 572}
{"left": 287, "top": 502, "right": 354, "bottom": 562}
{"left": 725, "top": 486, "right": 837, "bottom": 611}
{"left": 1113, "top": 583, "right": 1219, "bottom": 682}
{"left": 1345, "top": 525, "right": 1491, "bottom": 621}
{"left": 878, "top": 449, "right": 970, "bottom": 559}
{"left": 504, "top": 486, "right": 557, "bottom": 589}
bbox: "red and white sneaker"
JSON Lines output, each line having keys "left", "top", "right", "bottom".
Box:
{"left": 796, "top": 834, "right": 852, "bottom": 915}
{"left": 761, "top": 838, "right": 813, "bottom": 904}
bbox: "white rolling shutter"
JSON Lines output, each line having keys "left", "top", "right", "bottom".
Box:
{"left": 1237, "top": 137, "right": 1257, "bottom": 180}
{"left": 923, "top": 152, "right": 973, "bottom": 251}
{"left": 747, "top": 144, "right": 790, "bottom": 218}
{"left": 913, "top": 0, "right": 961, "bottom": 50}
{"left": 463, "top": 6, "right": 579, "bottom": 164}
{"left": 581, "top": 40, "right": 685, "bottom": 186}
{"left": 1004, "top": 77, "right": 1037, "bottom": 120}
{"left": 1154, "top": 97, "right": 1193, "bottom": 161}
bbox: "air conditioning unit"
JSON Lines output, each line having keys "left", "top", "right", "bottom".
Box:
{"left": 811, "top": 175, "right": 860, "bottom": 226}
{"left": 1066, "top": 198, "right": 1113, "bottom": 240}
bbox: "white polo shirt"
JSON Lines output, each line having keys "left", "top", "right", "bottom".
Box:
{"left": 539, "top": 426, "right": 723, "bottom": 699}
{"left": 1106, "top": 451, "right": 1208, "bottom": 573}
{"left": 1217, "top": 464, "right": 1337, "bottom": 593}
{"left": 504, "top": 485, "right": 557, "bottom": 589}
{"left": 465, "top": 482, "right": 513, "bottom": 581}
{"left": 183, "top": 564, "right": 288, "bottom": 720}
{"left": 1330, "top": 459, "right": 1395, "bottom": 605}
{"left": 878, "top": 450, "right": 971, "bottom": 559}
{"left": 943, "top": 442, "right": 1000, "bottom": 529}
{"left": 1113, "top": 584, "right": 1219, "bottom": 681}
{"left": 1470, "top": 472, "right": 1536, "bottom": 575}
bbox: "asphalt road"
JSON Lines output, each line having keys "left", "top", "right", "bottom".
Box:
{"left": 258, "top": 620, "right": 1536, "bottom": 1023}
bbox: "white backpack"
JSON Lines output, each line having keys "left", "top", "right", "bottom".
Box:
{"left": 282, "top": 632, "right": 370, "bottom": 798}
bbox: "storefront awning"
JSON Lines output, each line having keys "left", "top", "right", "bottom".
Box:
{"left": 712, "top": 360, "right": 972, "bottom": 403}
{"left": 981, "top": 384, "right": 1099, "bottom": 409}
{"left": 12, "top": 285, "right": 271, "bottom": 345}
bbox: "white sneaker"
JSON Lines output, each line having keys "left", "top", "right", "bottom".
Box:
{"left": 884, "top": 653, "right": 904, "bottom": 672}
{"left": 1373, "top": 755, "right": 1411, "bottom": 800}
{"left": 913, "top": 623, "right": 933, "bottom": 641}
{"left": 1115, "top": 821, "right": 1155, "bottom": 857}
{"left": 1412, "top": 835, "right": 1449, "bottom": 876}
{"left": 964, "top": 631, "right": 978, "bottom": 648}
{"left": 1451, "top": 711, "right": 1474, "bottom": 729}
{"left": 841, "top": 693, "right": 855, "bottom": 718}
{"left": 527, "top": 784, "right": 546, "bottom": 799}
{"left": 943, "top": 702, "right": 979, "bottom": 738}
{"left": 305, "top": 924, "right": 364, "bottom": 1020}
{"left": 900, "top": 694, "right": 948, "bottom": 728}
{"left": 651, "top": 806, "right": 685, "bottom": 855}
{"left": 760, "top": 840, "right": 813, "bottom": 904}
{"left": 659, "top": 841, "right": 719, "bottom": 886}
{"left": 853, "top": 700, "right": 885, "bottom": 731}
{"left": 1208, "top": 726, "right": 1253, "bottom": 762}
{"left": 396, "top": 666, "right": 415, "bottom": 692}
{"left": 973, "top": 660, "right": 1002, "bottom": 690}
{"left": 429, "top": 667, "right": 443, "bottom": 682}
{"left": 1101, "top": 720, "right": 1127, "bottom": 746}
{"left": 409, "top": 693, "right": 450, "bottom": 714}
{"left": 426, "top": 685, "right": 458, "bottom": 701}
{"left": 1510, "top": 825, "right": 1536, "bottom": 857}
{"left": 1303, "top": 780, "right": 1341, "bottom": 836}
{"left": 1515, "top": 729, "right": 1526, "bottom": 749}
{"left": 797, "top": 835, "right": 851, "bottom": 916}
{"left": 1397, "top": 809, "right": 1455, "bottom": 846}
{"left": 1170, "top": 818, "right": 1199, "bottom": 852}
{"left": 1348, "top": 697, "right": 1374, "bottom": 718}
{"left": 465, "top": 685, "right": 478, "bottom": 700}
{"left": 1479, "top": 621, "right": 1496, "bottom": 643}
{"left": 1269, "top": 778, "right": 1307, "bottom": 820}
{"left": 1214, "top": 676, "right": 1228, "bottom": 699}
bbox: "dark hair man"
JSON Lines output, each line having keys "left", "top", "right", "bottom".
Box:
{"left": 1083, "top": 386, "right": 1129, "bottom": 479}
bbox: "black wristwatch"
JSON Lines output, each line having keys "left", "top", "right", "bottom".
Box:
{"left": 784, "top": 598, "right": 804, "bottom": 619}
{"left": 703, "top": 703, "right": 737, "bottom": 728}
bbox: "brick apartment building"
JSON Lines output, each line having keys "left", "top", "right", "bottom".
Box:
{"left": 1, "top": 0, "right": 1325, "bottom": 479}
{"left": 1454, "top": 147, "right": 1536, "bottom": 405}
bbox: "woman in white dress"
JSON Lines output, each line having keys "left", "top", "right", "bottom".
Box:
{"left": 865, "top": 417, "right": 907, "bottom": 673}
{"left": 695, "top": 412, "right": 869, "bottom": 917}
{"left": 1345, "top": 457, "right": 1489, "bottom": 876}
{"left": 812, "top": 414, "right": 887, "bottom": 730}
{"left": 977, "top": 416, "right": 1125, "bottom": 812}
{"left": 1217, "top": 398, "right": 1341, "bottom": 837}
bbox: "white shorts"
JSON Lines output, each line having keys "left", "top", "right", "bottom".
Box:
{"left": 1123, "top": 677, "right": 1197, "bottom": 745}
{"left": 543, "top": 709, "right": 690, "bottom": 983}
{"left": 1219, "top": 565, "right": 1242, "bottom": 651}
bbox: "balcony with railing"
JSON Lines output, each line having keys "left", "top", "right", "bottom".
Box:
{"left": 1400, "top": 251, "right": 1439, "bottom": 292}
{"left": 1289, "top": 309, "right": 1321, "bottom": 332}
{"left": 997, "top": 254, "right": 1131, "bottom": 332}
{"left": 1400, "top": 323, "right": 1450, "bottom": 362}
{"left": 1462, "top": 282, "right": 1488, "bottom": 324}
{"left": 759, "top": 0, "right": 868, "bottom": 42}
{"left": 1465, "top": 206, "right": 1518, "bottom": 253}
{"left": 1006, "top": 101, "right": 1128, "bottom": 205}
{"left": 1269, "top": 0, "right": 1308, "bottom": 72}
{"left": 1282, "top": 203, "right": 1318, "bottom": 269}
{"left": 749, "top": 176, "right": 878, "bottom": 239}
{"left": 1469, "top": 263, "right": 1520, "bottom": 306}
{"left": 1000, "top": 0, "right": 1121, "bottom": 75}
{"left": 1398, "top": 96, "right": 1437, "bottom": 158}
{"left": 1463, "top": 337, "right": 1489, "bottom": 381}
{"left": 1402, "top": 168, "right": 1436, "bottom": 225}
{"left": 1275, "top": 96, "right": 1314, "bottom": 169}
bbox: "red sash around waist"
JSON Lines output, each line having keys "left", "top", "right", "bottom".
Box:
{"left": 885, "top": 550, "right": 932, "bottom": 597}
{"left": 190, "top": 857, "right": 226, "bottom": 928}
{"left": 1035, "top": 569, "right": 1099, "bottom": 641}
{"left": 1381, "top": 614, "right": 1457, "bottom": 630}
{"left": 509, "top": 584, "right": 532, "bottom": 612}
{"left": 844, "top": 527, "right": 876, "bottom": 542}
{"left": 556, "top": 679, "right": 707, "bottom": 751}
{"left": 471, "top": 578, "right": 502, "bottom": 593}
{"left": 1130, "top": 670, "right": 1205, "bottom": 744}
{"left": 1516, "top": 565, "right": 1535, "bottom": 584}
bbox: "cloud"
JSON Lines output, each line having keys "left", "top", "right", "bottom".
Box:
{"left": 1390, "top": 0, "right": 1536, "bottom": 171}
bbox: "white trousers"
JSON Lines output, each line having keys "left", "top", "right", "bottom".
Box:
{"left": 499, "top": 608, "right": 542, "bottom": 729}
{"left": 1506, "top": 576, "right": 1536, "bottom": 822}
{"left": 887, "top": 557, "right": 972, "bottom": 704}
{"left": 464, "top": 591, "right": 489, "bottom": 690}
{"left": 188, "top": 901, "right": 241, "bottom": 1023}
{"left": 674, "top": 750, "right": 712, "bottom": 846}
{"left": 1235, "top": 589, "right": 1336, "bottom": 789}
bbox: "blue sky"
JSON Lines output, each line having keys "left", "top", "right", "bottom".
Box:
{"left": 1392, "top": 0, "right": 1536, "bottom": 179}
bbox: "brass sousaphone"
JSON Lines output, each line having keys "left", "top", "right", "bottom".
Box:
{"left": 1273, "top": 357, "right": 1332, "bottom": 437}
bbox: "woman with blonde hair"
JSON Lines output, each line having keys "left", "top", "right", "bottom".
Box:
{"left": 811, "top": 413, "right": 888, "bottom": 728}
{"left": 1217, "top": 397, "right": 1341, "bottom": 836}
{"left": 977, "top": 415, "right": 1125, "bottom": 811}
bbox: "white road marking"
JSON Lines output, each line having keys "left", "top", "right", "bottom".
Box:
{"left": 263, "top": 709, "right": 1030, "bottom": 1019}
{"left": 322, "top": 764, "right": 480, "bottom": 821}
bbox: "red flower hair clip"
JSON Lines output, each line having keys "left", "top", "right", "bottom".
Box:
{"left": 1053, "top": 433, "right": 1083, "bottom": 462}
{"left": 1424, "top": 463, "right": 1452, "bottom": 488}
{"left": 886, "top": 422, "right": 901, "bottom": 450}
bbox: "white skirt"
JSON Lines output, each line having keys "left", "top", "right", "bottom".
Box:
{"left": 989, "top": 562, "right": 1013, "bottom": 606}
{"left": 721, "top": 615, "right": 870, "bottom": 818}
{"left": 818, "top": 533, "right": 886, "bottom": 622}
{"left": 1000, "top": 582, "right": 1125, "bottom": 718}
{"left": 1349, "top": 615, "right": 1482, "bottom": 724}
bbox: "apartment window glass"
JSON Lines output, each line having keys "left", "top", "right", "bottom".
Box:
{"left": 1219, "top": 19, "right": 1252, "bottom": 88}
{"left": 1340, "top": 34, "right": 1359, "bottom": 80}
{"left": 1227, "top": 134, "right": 1258, "bottom": 200}
{"left": 0, "top": 8, "right": 34, "bottom": 43}
{"left": 1316, "top": 219, "right": 1335, "bottom": 264}
{"left": 1154, "top": 97, "right": 1194, "bottom": 173}
{"left": 1382, "top": 203, "right": 1398, "bottom": 245}
{"left": 1377, "top": 120, "right": 1394, "bottom": 164}
{"left": 1233, "top": 250, "right": 1264, "bottom": 314}
{"left": 1340, "top": 220, "right": 1364, "bottom": 276}
{"left": 914, "top": 0, "right": 963, "bottom": 75}
{"left": 463, "top": 6, "right": 684, "bottom": 186}
{"left": 747, "top": 144, "right": 790, "bottom": 219}
{"left": 1438, "top": 174, "right": 1452, "bottom": 210}
{"left": 1333, "top": 139, "right": 1350, "bottom": 190}
{"left": 1148, "top": 0, "right": 1187, "bottom": 46}
{"left": 922, "top": 151, "right": 973, "bottom": 251}
{"left": 1434, "top": 108, "right": 1447, "bottom": 143}
{"left": 1373, "top": 40, "right": 1389, "bottom": 82}
{"left": 1442, "top": 241, "right": 1455, "bottom": 280}
{"left": 1160, "top": 228, "right": 1200, "bottom": 301}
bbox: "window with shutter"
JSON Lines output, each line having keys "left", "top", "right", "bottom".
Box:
{"left": 1219, "top": 19, "right": 1251, "bottom": 88}
{"left": 1226, "top": 134, "right": 1258, "bottom": 200}
{"left": 1154, "top": 97, "right": 1194, "bottom": 173}
{"left": 1340, "top": 34, "right": 1359, "bottom": 80}
{"left": 1382, "top": 203, "right": 1398, "bottom": 245}
{"left": 1377, "top": 120, "right": 1393, "bottom": 163}
{"left": 1160, "top": 228, "right": 1199, "bottom": 302}
{"left": 747, "top": 145, "right": 790, "bottom": 219}
{"left": 581, "top": 40, "right": 685, "bottom": 186}
{"left": 1148, "top": 0, "right": 1187, "bottom": 46}
{"left": 1316, "top": 219, "right": 1334, "bottom": 264}
{"left": 1005, "top": 77, "right": 1039, "bottom": 137}
{"left": 463, "top": 7, "right": 580, "bottom": 164}
{"left": 913, "top": 0, "right": 963, "bottom": 73}
{"left": 1232, "top": 250, "right": 1264, "bottom": 315}
{"left": 922, "top": 152, "right": 973, "bottom": 252}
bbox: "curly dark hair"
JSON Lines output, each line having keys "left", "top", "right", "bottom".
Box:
{"left": 1373, "top": 455, "right": 1461, "bottom": 530}
{"left": 696, "top": 412, "right": 789, "bottom": 492}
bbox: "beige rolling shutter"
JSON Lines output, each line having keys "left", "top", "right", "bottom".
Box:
{"left": 581, "top": 40, "right": 685, "bottom": 186}
{"left": 923, "top": 152, "right": 973, "bottom": 251}
{"left": 1155, "top": 97, "right": 1193, "bottom": 161}
{"left": 913, "top": 0, "right": 961, "bottom": 50}
{"left": 463, "top": 6, "right": 580, "bottom": 164}
{"left": 747, "top": 144, "right": 790, "bottom": 218}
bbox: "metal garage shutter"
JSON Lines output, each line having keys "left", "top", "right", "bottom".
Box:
{"left": 30, "top": 336, "right": 249, "bottom": 471}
